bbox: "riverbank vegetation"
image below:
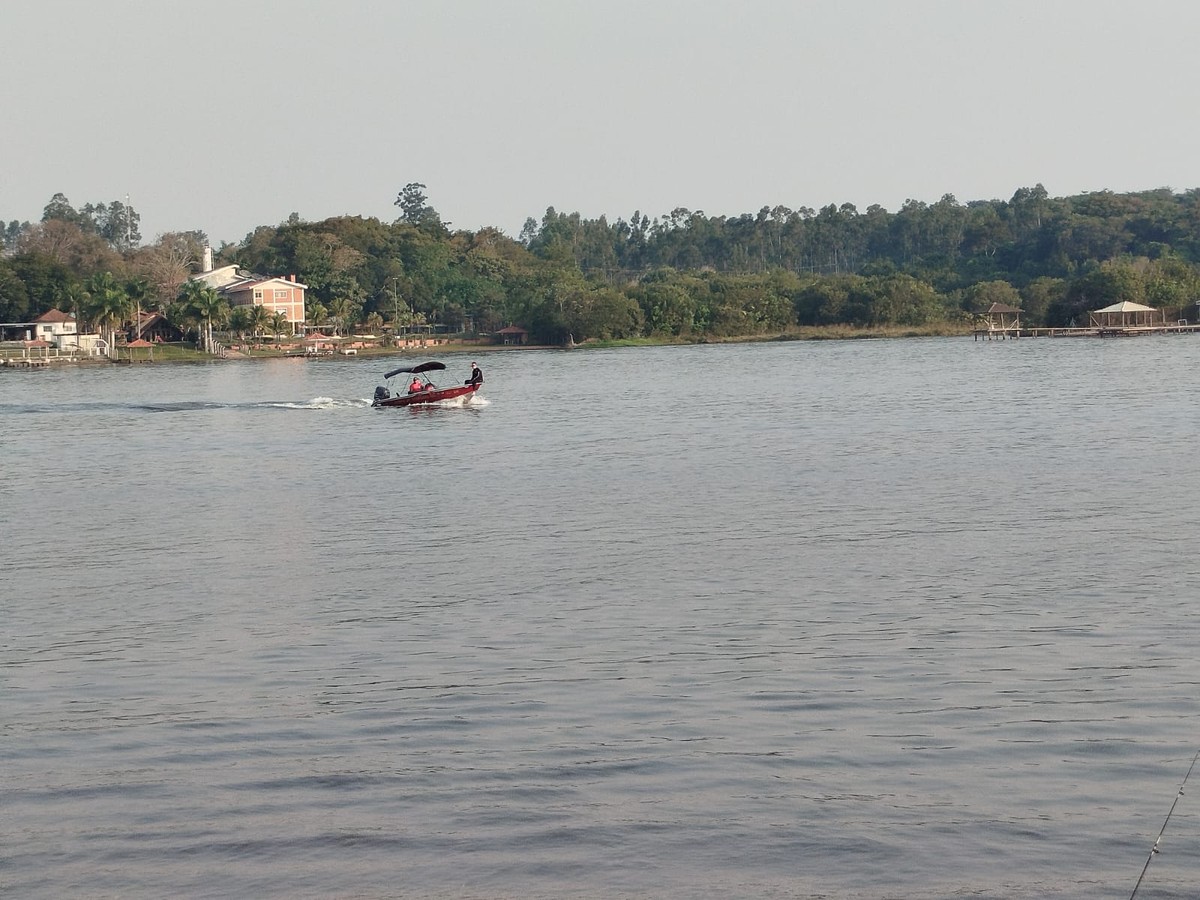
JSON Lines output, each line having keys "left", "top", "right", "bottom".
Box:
{"left": 4, "top": 184, "right": 1200, "bottom": 345}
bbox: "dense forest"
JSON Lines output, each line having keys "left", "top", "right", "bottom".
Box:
{"left": 5, "top": 183, "right": 1200, "bottom": 344}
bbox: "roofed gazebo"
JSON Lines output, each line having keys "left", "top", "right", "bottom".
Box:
{"left": 125, "top": 338, "right": 155, "bottom": 362}
{"left": 1089, "top": 301, "right": 1163, "bottom": 329}
{"left": 984, "top": 302, "right": 1022, "bottom": 331}
{"left": 22, "top": 339, "right": 51, "bottom": 360}
{"left": 973, "top": 302, "right": 1024, "bottom": 340}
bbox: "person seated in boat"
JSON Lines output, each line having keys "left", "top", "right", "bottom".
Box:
{"left": 465, "top": 362, "right": 483, "bottom": 385}
{"left": 408, "top": 376, "right": 424, "bottom": 394}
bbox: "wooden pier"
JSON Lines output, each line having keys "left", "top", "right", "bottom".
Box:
{"left": 973, "top": 323, "right": 1200, "bottom": 340}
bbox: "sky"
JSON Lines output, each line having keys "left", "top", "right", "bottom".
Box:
{"left": 4, "top": 0, "right": 1199, "bottom": 247}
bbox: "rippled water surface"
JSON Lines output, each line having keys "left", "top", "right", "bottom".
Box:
{"left": 5, "top": 338, "right": 1200, "bottom": 898}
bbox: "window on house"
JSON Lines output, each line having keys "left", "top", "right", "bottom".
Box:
{"left": 253, "top": 289, "right": 263, "bottom": 300}
{"left": 274, "top": 289, "right": 289, "bottom": 300}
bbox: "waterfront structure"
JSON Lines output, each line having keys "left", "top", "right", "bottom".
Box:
{"left": 496, "top": 325, "right": 529, "bottom": 345}
{"left": 0, "top": 308, "right": 78, "bottom": 343}
{"left": 131, "top": 312, "right": 184, "bottom": 343}
{"left": 976, "top": 302, "right": 1023, "bottom": 339}
{"left": 1088, "top": 301, "right": 1164, "bottom": 329}
{"left": 189, "top": 246, "right": 307, "bottom": 329}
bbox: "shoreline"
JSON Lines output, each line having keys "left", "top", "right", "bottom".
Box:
{"left": 0, "top": 324, "right": 973, "bottom": 370}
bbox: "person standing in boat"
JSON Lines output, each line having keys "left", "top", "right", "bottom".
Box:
{"left": 465, "top": 362, "right": 483, "bottom": 386}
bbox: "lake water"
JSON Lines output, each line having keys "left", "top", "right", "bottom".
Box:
{"left": 4, "top": 337, "right": 1200, "bottom": 899}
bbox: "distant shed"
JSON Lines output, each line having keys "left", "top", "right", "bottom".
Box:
{"left": 496, "top": 325, "right": 529, "bottom": 345}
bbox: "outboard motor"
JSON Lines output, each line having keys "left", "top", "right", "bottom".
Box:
{"left": 373, "top": 385, "right": 390, "bottom": 403}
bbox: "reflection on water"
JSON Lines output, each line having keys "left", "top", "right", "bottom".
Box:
{"left": 4, "top": 340, "right": 1200, "bottom": 898}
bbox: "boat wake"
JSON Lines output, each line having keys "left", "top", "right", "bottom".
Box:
{"left": 7, "top": 395, "right": 471, "bottom": 416}
{"left": 265, "top": 397, "right": 373, "bottom": 410}
{"left": 442, "top": 394, "right": 489, "bottom": 408}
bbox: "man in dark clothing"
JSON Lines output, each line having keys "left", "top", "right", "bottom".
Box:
{"left": 465, "top": 362, "right": 483, "bottom": 385}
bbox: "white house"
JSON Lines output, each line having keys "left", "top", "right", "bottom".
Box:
{"left": 29, "top": 309, "right": 80, "bottom": 348}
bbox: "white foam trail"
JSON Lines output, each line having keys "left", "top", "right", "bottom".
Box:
{"left": 435, "top": 394, "right": 490, "bottom": 408}
{"left": 268, "top": 397, "right": 372, "bottom": 409}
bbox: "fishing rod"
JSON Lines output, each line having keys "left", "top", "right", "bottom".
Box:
{"left": 1129, "top": 748, "right": 1200, "bottom": 900}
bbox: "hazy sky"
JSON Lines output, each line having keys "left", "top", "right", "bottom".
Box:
{"left": 4, "top": 0, "right": 1198, "bottom": 246}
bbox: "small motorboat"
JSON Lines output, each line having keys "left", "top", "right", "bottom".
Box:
{"left": 372, "top": 361, "right": 482, "bottom": 408}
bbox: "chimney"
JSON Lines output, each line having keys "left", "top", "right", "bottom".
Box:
{"left": 202, "top": 246, "right": 214, "bottom": 273}
{"left": 290, "top": 274, "right": 296, "bottom": 282}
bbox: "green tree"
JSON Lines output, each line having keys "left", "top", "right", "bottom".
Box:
{"left": 394, "top": 183, "right": 445, "bottom": 233}
{"left": 0, "top": 262, "right": 31, "bottom": 322}
{"left": 327, "top": 297, "right": 356, "bottom": 336}
{"left": 269, "top": 310, "right": 290, "bottom": 341}
{"left": 635, "top": 278, "right": 697, "bottom": 335}
{"left": 1019, "top": 277, "right": 1065, "bottom": 326}
{"left": 125, "top": 275, "right": 153, "bottom": 335}
{"left": 307, "top": 301, "right": 329, "bottom": 331}
{"left": 246, "top": 303, "right": 271, "bottom": 342}
{"left": 228, "top": 306, "right": 251, "bottom": 343}
{"left": 84, "top": 272, "right": 130, "bottom": 356}
{"left": 178, "top": 280, "right": 229, "bottom": 352}
{"left": 961, "top": 280, "right": 1022, "bottom": 316}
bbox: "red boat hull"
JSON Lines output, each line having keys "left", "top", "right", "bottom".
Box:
{"left": 373, "top": 382, "right": 481, "bottom": 408}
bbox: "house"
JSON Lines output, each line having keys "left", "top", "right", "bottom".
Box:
{"left": 32, "top": 309, "right": 77, "bottom": 343}
{"left": 189, "top": 247, "right": 307, "bottom": 328}
{"left": 0, "top": 309, "right": 81, "bottom": 345}
{"left": 221, "top": 275, "right": 306, "bottom": 328}
{"left": 131, "top": 312, "right": 183, "bottom": 343}
{"left": 190, "top": 263, "right": 245, "bottom": 291}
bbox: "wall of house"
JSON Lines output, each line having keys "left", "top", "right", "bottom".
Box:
{"left": 37, "top": 321, "right": 77, "bottom": 339}
{"left": 229, "top": 280, "right": 306, "bottom": 325}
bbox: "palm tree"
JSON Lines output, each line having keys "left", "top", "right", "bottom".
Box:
{"left": 269, "top": 311, "right": 290, "bottom": 342}
{"left": 307, "top": 301, "right": 330, "bottom": 332}
{"left": 125, "top": 276, "right": 153, "bottom": 338}
{"left": 62, "top": 282, "right": 90, "bottom": 346}
{"left": 328, "top": 297, "right": 352, "bottom": 336}
{"left": 246, "top": 303, "right": 271, "bottom": 343}
{"left": 178, "top": 280, "right": 228, "bottom": 353}
{"left": 228, "top": 306, "right": 251, "bottom": 344}
{"left": 84, "top": 272, "right": 130, "bottom": 358}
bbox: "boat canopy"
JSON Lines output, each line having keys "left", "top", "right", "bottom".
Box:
{"left": 383, "top": 361, "right": 446, "bottom": 379}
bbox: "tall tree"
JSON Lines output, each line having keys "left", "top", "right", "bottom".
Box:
{"left": 178, "top": 280, "right": 228, "bottom": 352}
{"left": 394, "top": 183, "right": 445, "bottom": 233}
{"left": 245, "top": 303, "right": 271, "bottom": 341}
{"left": 84, "top": 272, "right": 130, "bottom": 357}
{"left": 131, "top": 231, "right": 204, "bottom": 306}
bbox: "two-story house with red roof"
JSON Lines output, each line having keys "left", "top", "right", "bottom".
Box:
{"left": 190, "top": 248, "right": 307, "bottom": 329}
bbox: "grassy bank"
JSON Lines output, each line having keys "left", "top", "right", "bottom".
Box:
{"left": 39, "top": 323, "right": 972, "bottom": 366}
{"left": 580, "top": 322, "right": 972, "bottom": 350}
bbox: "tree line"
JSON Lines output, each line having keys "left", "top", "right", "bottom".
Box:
{"left": 5, "top": 183, "right": 1200, "bottom": 344}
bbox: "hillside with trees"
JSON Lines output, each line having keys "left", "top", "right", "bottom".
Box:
{"left": 4, "top": 183, "right": 1200, "bottom": 344}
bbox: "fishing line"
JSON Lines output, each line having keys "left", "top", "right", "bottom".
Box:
{"left": 1129, "top": 748, "right": 1200, "bottom": 900}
